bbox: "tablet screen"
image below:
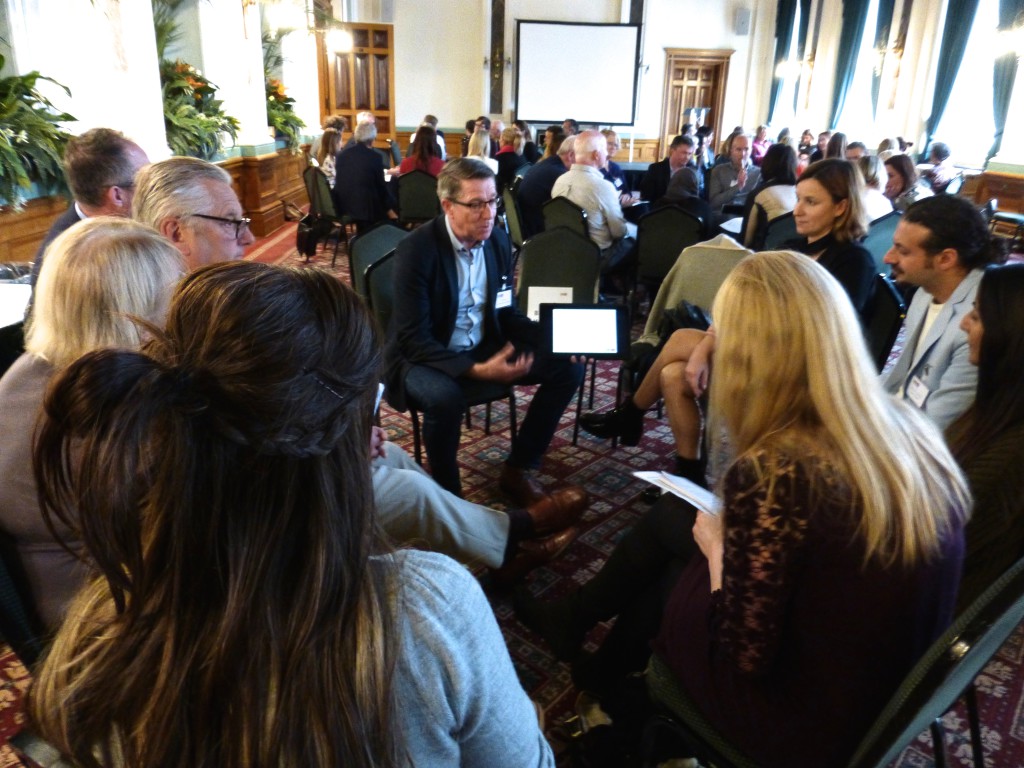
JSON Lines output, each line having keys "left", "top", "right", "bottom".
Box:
{"left": 540, "top": 304, "right": 629, "bottom": 359}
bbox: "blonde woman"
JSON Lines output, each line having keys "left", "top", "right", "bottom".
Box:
{"left": 466, "top": 130, "right": 498, "bottom": 173}
{"left": 518, "top": 251, "right": 968, "bottom": 768}
{"left": 0, "top": 218, "right": 185, "bottom": 630}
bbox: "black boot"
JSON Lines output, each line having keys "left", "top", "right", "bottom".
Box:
{"left": 579, "top": 399, "right": 644, "bottom": 446}
{"left": 673, "top": 455, "right": 708, "bottom": 488}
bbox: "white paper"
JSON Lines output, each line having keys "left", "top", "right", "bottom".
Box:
{"left": 633, "top": 471, "right": 721, "bottom": 516}
{"left": 527, "top": 286, "right": 573, "bottom": 321}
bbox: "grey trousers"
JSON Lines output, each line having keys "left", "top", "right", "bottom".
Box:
{"left": 372, "top": 443, "right": 510, "bottom": 568}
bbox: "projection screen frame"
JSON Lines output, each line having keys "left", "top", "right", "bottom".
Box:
{"left": 514, "top": 20, "right": 642, "bottom": 126}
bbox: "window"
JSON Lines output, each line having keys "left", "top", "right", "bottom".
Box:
{"left": 934, "top": 0, "right": 998, "bottom": 168}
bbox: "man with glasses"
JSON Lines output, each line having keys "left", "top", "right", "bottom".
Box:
{"left": 132, "top": 156, "right": 254, "bottom": 270}
{"left": 31, "top": 127, "right": 150, "bottom": 290}
{"left": 386, "top": 158, "right": 589, "bottom": 522}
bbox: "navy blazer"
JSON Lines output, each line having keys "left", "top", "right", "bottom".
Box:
{"left": 640, "top": 158, "right": 675, "bottom": 204}
{"left": 384, "top": 215, "right": 538, "bottom": 411}
{"left": 331, "top": 143, "right": 393, "bottom": 223}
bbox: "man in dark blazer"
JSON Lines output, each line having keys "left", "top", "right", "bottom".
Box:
{"left": 30, "top": 128, "right": 149, "bottom": 293}
{"left": 332, "top": 122, "right": 395, "bottom": 234}
{"left": 516, "top": 128, "right": 571, "bottom": 238}
{"left": 385, "top": 158, "right": 587, "bottom": 514}
{"left": 639, "top": 134, "right": 695, "bottom": 205}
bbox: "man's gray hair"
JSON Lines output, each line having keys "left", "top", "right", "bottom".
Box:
{"left": 354, "top": 122, "right": 377, "bottom": 144}
{"left": 132, "top": 157, "right": 232, "bottom": 231}
{"left": 437, "top": 158, "right": 495, "bottom": 201}
{"left": 557, "top": 137, "right": 575, "bottom": 158}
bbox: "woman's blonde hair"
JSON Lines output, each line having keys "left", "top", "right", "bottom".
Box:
{"left": 26, "top": 217, "right": 184, "bottom": 369}
{"left": 467, "top": 131, "right": 490, "bottom": 159}
{"left": 500, "top": 125, "right": 521, "bottom": 152}
{"left": 709, "top": 251, "right": 970, "bottom": 567}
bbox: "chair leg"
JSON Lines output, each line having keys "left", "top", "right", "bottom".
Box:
{"left": 930, "top": 718, "right": 949, "bottom": 768}
{"left": 588, "top": 358, "right": 597, "bottom": 408}
{"left": 411, "top": 409, "right": 423, "bottom": 466}
{"left": 465, "top": 409, "right": 473, "bottom": 430}
{"left": 507, "top": 392, "right": 518, "bottom": 442}
{"left": 965, "top": 683, "right": 986, "bottom": 767}
{"left": 484, "top": 402, "right": 492, "bottom": 434}
{"left": 572, "top": 373, "right": 586, "bottom": 446}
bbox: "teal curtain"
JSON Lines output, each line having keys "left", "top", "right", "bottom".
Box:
{"left": 767, "top": 0, "right": 799, "bottom": 124}
{"left": 988, "top": 0, "right": 1024, "bottom": 160}
{"left": 829, "top": 0, "right": 873, "bottom": 129}
{"left": 871, "top": 0, "right": 896, "bottom": 116}
{"left": 923, "top": 0, "right": 982, "bottom": 158}
{"left": 793, "top": 0, "right": 813, "bottom": 114}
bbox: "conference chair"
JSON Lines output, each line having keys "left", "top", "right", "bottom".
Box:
{"left": 516, "top": 227, "right": 602, "bottom": 445}
{"left": 387, "top": 138, "right": 402, "bottom": 167}
{"left": 300, "top": 166, "right": 348, "bottom": 268}
{"left": 614, "top": 242, "right": 746, "bottom": 447}
{"left": 761, "top": 211, "right": 798, "bottom": 250}
{"left": 631, "top": 205, "right": 705, "bottom": 311}
{"left": 542, "top": 197, "right": 589, "bottom": 239}
{"left": 502, "top": 182, "right": 526, "bottom": 252}
{"left": 863, "top": 211, "right": 901, "bottom": 274}
{"left": 348, "top": 222, "right": 407, "bottom": 299}
{"left": 641, "top": 553, "right": 1024, "bottom": 768}
{"left": 364, "top": 251, "right": 517, "bottom": 465}
{"left": 863, "top": 273, "right": 907, "bottom": 372}
{"left": 943, "top": 174, "right": 964, "bottom": 196}
{"left": 0, "top": 535, "right": 44, "bottom": 668}
{"left": 397, "top": 169, "right": 441, "bottom": 227}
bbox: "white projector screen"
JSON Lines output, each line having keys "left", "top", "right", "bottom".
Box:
{"left": 515, "top": 21, "right": 641, "bottom": 125}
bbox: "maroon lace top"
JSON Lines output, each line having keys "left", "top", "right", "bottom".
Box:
{"left": 653, "top": 447, "right": 964, "bottom": 768}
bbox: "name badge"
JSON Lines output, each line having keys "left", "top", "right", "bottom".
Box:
{"left": 496, "top": 289, "right": 513, "bottom": 309}
{"left": 907, "top": 376, "right": 930, "bottom": 409}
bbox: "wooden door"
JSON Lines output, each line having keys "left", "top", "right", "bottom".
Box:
{"left": 660, "top": 50, "right": 733, "bottom": 158}
{"left": 317, "top": 23, "right": 396, "bottom": 147}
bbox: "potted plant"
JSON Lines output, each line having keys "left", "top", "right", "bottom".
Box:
{"left": 0, "top": 54, "right": 75, "bottom": 210}
{"left": 265, "top": 77, "right": 304, "bottom": 152}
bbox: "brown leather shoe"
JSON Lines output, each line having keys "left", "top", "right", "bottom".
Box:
{"left": 499, "top": 465, "right": 549, "bottom": 506}
{"left": 491, "top": 526, "right": 579, "bottom": 587}
{"left": 525, "top": 488, "right": 589, "bottom": 537}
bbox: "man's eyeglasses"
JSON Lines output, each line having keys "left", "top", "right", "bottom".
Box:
{"left": 189, "top": 213, "right": 252, "bottom": 239}
{"left": 449, "top": 198, "right": 499, "bottom": 214}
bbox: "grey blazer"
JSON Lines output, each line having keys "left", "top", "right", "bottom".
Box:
{"left": 883, "top": 269, "right": 982, "bottom": 430}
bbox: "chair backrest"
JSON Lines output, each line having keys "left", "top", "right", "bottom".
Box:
{"left": 542, "top": 197, "right": 589, "bottom": 238}
{"left": 349, "top": 223, "right": 408, "bottom": 299}
{"left": 635, "top": 205, "right": 705, "bottom": 284}
{"left": 848, "top": 555, "right": 1024, "bottom": 768}
{"left": 502, "top": 185, "right": 526, "bottom": 250}
{"left": 373, "top": 146, "right": 392, "bottom": 167}
{"left": 514, "top": 162, "right": 533, "bottom": 179}
{"left": 398, "top": 170, "right": 441, "bottom": 225}
{"left": 517, "top": 228, "right": 602, "bottom": 319}
{"left": 668, "top": 246, "right": 748, "bottom": 312}
{"left": 364, "top": 249, "right": 398, "bottom": 335}
{"left": 863, "top": 273, "right": 906, "bottom": 372}
{"left": 0, "top": 534, "right": 43, "bottom": 667}
{"left": 303, "top": 165, "right": 338, "bottom": 219}
{"left": 943, "top": 173, "right": 964, "bottom": 196}
{"left": 762, "top": 211, "right": 798, "bottom": 249}
{"left": 863, "top": 211, "right": 901, "bottom": 274}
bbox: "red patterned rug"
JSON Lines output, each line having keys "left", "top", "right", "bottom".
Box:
{"left": 2, "top": 224, "right": 1021, "bottom": 767}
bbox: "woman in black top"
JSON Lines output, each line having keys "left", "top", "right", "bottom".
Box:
{"left": 787, "top": 158, "right": 874, "bottom": 314}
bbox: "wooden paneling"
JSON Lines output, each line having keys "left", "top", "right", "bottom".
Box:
{"left": 972, "top": 171, "right": 1024, "bottom": 213}
{"left": 1, "top": 150, "right": 308, "bottom": 260}
{"left": 661, "top": 49, "right": 732, "bottom": 159}
{"left": 393, "top": 133, "right": 662, "bottom": 165}
{"left": 222, "top": 150, "right": 308, "bottom": 238}
{"left": 0, "top": 196, "right": 70, "bottom": 266}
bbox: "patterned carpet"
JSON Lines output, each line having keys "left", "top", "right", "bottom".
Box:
{"left": 2, "top": 222, "right": 1022, "bottom": 766}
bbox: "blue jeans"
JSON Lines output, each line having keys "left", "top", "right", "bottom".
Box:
{"left": 404, "top": 352, "right": 583, "bottom": 497}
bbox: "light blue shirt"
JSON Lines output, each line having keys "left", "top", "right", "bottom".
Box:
{"left": 445, "top": 216, "right": 488, "bottom": 352}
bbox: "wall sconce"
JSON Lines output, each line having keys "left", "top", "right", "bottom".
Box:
{"left": 327, "top": 27, "right": 354, "bottom": 53}
{"left": 483, "top": 56, "right": 513, "bottom": 70}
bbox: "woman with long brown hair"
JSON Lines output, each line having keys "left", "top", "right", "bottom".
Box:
{"left": 28, "top": 261, "right": 552, "bottom": 767}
